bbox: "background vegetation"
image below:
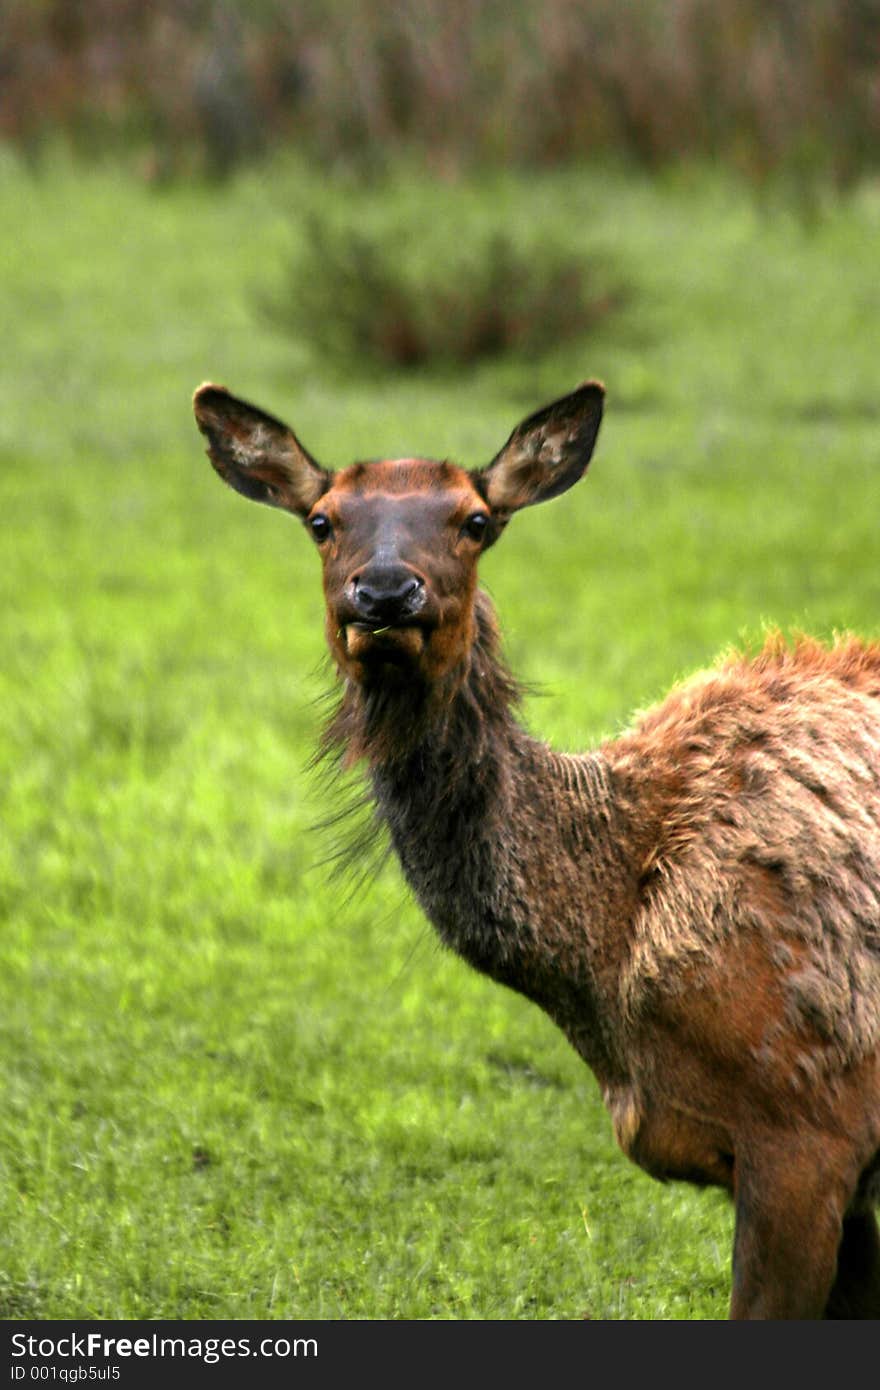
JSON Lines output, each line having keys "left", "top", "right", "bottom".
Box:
{"left": 4, "top": 0, "right": 880, "bottom": 194}
{"left": 2, "top": 1, "right": 880, "bottom": 1323}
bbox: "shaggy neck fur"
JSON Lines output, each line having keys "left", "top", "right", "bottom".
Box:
{"left": 321, "top": 592, "right": 639, "bottom": 1086}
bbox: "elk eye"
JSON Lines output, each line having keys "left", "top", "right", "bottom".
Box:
{"left": 462, "top": 512, "right": 490, "bottom": 542}
{"left": 308, "top": 513, "right": 333, "bottom": 543}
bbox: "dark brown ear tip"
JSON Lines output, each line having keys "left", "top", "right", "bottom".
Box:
{"left": 192, "top": 382, "right": 230, "bottom": 419}
{"left": 577, "top": 378, "right": 605, "bottom": 399}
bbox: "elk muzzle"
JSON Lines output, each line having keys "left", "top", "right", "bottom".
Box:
{"left": 334, "top": 558, "right": 430, "bottom": 669}
{"left": 351, "top": 563, "right": 426, "bottom": 627}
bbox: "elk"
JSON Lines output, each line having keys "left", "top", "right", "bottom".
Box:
{"left": 193, "top": 379, "right": 880, "bottom": 1319}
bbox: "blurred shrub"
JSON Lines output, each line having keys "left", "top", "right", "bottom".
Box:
{"left": 258, "top": 190, "right": 624, "bottom": 370}
{"left": 2, "top": 0, "right": 880, "bottom": 191}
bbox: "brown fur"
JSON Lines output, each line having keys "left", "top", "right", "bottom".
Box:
{"left": 193, "top": 381, "right": 880, "bottom": 1319}
{"left": 611, "top": 635, "right": 880, "bottom": 1067}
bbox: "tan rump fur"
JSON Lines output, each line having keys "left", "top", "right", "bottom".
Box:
{"left": 608, "top": 633, "right": 880, "bottom": 1068}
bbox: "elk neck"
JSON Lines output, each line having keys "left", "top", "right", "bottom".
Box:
{"left": 321, "top": 590, "right": 640, "bottom": 1086}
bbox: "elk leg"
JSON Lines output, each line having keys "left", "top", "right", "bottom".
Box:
{"left": 729, "top": 1139, "right": 851, "bottom": 1319}
{"left": 824, "top": 1206, "right": 880, "bottom": 1319}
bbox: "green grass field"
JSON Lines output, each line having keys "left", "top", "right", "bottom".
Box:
{"left": 2, "top": 150, "right": 879, "bottom": 1320}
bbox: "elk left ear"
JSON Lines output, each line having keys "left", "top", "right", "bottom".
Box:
{"left": 481, "top": 381, "right": 604, "bottom": 513}
{"left": 193, "top": 383, "right": 330, "bottom": 516}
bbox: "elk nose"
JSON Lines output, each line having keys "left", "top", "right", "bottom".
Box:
{"left": 352, "top": 565, "right": 425, "bottom": 624}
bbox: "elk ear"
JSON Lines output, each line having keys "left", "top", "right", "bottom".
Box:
{"left": 193, "top": 383, "right": 330, "bottom": 516}
{"left": 481, "top": 381, "right": 604, "bottom": 512}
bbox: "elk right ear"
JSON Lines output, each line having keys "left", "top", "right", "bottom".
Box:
{"left": 481, "top": 381, "right": 604, "bottom": 513}
{"left": 193, "top": 384, "right": 330, "bottom": 516}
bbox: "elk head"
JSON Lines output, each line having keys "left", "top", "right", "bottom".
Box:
{"left": 193, "top": 382, "right": 604, "bottom": 691}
